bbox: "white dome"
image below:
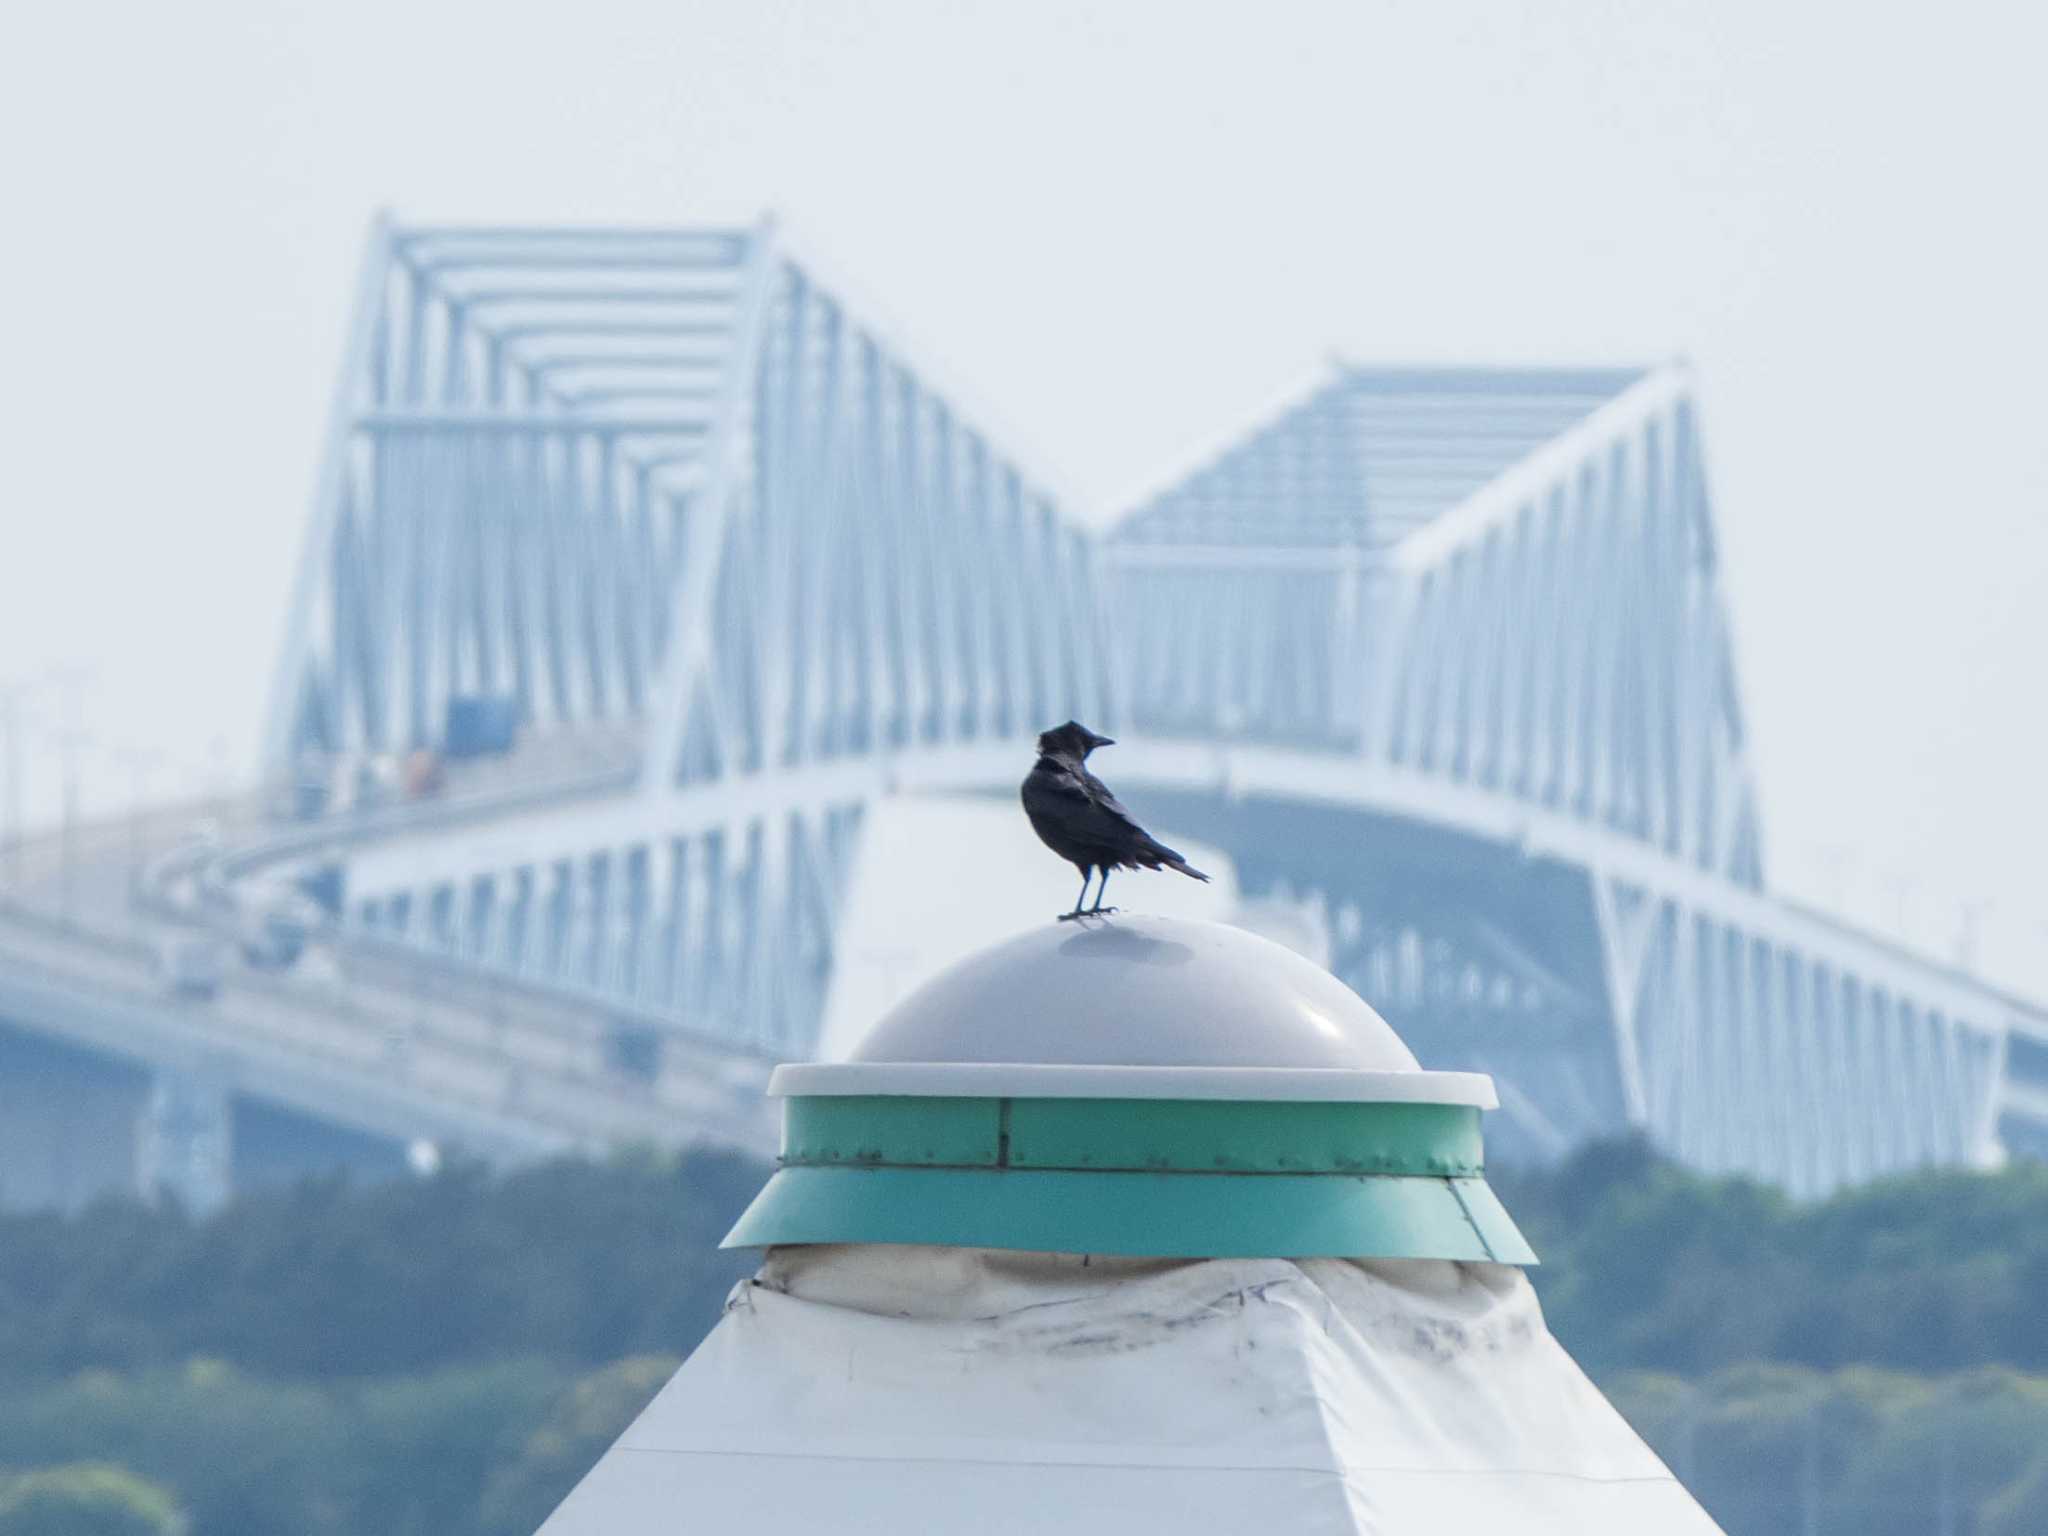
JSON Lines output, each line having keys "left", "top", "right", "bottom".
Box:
{"left": 851, "top": 915, "right": 1417, "bottom": 1071}
{"left": 774, "top": 916, "right": 1494, "bottom": 1107}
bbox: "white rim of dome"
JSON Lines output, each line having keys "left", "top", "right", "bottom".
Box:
{"left": 768, "top": 1063, "right": 1499, "bottom": 1107}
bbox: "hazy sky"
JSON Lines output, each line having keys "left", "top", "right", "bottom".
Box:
{"left": 3, "top": 2, "right": 2043, "bottom": 991}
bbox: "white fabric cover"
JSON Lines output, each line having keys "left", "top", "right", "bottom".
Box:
{"left": 538, "top": 1245, "right": 1722, "bottom": 1534}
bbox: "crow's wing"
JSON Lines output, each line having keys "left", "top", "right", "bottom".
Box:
{"left": 1078, "top": 767, "right": 1141, "bottom": 827}
{"left": 1027, "top": 760, "right": 1210, "bottom": 881}
{"left": 1032, "top": 763, "right": 1145, "bottom": 843}
{"left": 1081, "top": 766, "right": 1207, "bottom": 878}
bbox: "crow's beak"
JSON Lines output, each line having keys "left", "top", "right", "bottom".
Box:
{"left": 1089, "top": 733, "right": 1116, "bottom": 749}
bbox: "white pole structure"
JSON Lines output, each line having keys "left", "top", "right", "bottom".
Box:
{"left": 116, "top": 745, "right": 161, "bottom": 908}
{"left": 57, "top": 728, "right": 83, "bottom": 922}
{"left": 535, "top": 916, "right": 1724, "bottom": 1534}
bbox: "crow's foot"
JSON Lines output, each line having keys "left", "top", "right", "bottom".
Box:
{"left": 1057, "top": 910, "right": 1088, "bottom": 923}
{"left": 1084, "top": 905, "right": 1120, "bottom": 917}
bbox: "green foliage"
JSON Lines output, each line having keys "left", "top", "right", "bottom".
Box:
{"left": 1606, "top": 1364, "right": 2048, "bottom": 1536}
{"left": 9, "top": 1136, "right": 2045, "bottom": 1388}
{"left": 476, "top": 1356, "right": 679, "bottom": 1536}
{"left": 0, "top": 1463, "right": 186, "bottom": 1536}
{"left": 4, "top": 1138, "right": 2045, "bottom": 1533}
{"left": 0, "top": 1359, "right": 633, "bottom": 1536}
{"left": 0, "top": 1147, "right": 764, "bottom": 1382}
{"left": 1502, "top": 1137, "right": 2048, "bottom": 1376}
{"left": 0, "top": 1148, "right": 752, "bottom": 1536}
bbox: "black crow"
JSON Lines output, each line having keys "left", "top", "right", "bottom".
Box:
{"left": 1020, "top": 721, "right": 1210, "bottom": 920}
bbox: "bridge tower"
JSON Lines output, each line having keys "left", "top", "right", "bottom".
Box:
{"left": 266, "top": 215, "right": 1113, "bottom": 1060}
{"left": 1107, "top": 364, "right": 2014, "bottom": 1184}
{"left": 247, "top": 217, "right": 2039, "bottom": 1198}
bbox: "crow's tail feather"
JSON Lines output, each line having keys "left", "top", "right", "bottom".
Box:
{"left": 1138, "top": 835, "right": 1210, "bottom": 883}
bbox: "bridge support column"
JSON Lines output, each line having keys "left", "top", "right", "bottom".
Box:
{"left": 137, "top": 1064, "right": 233, "bottom": 1215}
{"left": 1589, "top": 874, "right": 1655, "bottom": 1129}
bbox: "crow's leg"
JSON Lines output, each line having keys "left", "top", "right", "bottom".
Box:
{"left": 1086, "top": 869, "right": 1118, "bottom": 916}
{"left": 1058, "top": 866, "right": 1095, "bottom": 921}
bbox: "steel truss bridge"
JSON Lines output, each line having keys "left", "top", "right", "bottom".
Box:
{"left": 7, "top": 214, "right": 2041, "bottom": 1213}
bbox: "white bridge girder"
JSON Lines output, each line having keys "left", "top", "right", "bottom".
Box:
{"left": 315, "top": 733, "right": 2024, "bottom": 1195}
{"left": 258, "top": 219, "right": 2044, "bottom": 1196}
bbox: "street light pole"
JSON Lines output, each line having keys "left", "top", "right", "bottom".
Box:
{"left": 43, "top": 664, "right": 94, "bottom": 924}
{"left": 118, "top": 746, "right": 160, "bottom": 907}
{"left": 59, "top": 726, "right": 83, "bottom": 922}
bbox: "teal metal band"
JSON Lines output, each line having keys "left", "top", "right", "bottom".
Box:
{"left": 722, "top": 1164, "right": 1537, "bottom": 1264}
{"left": 783, "top": 1094, "right": 1004, "bottom": 1168}
{"left": 781, "top": 1096, "right": 1485, "bottom": 1177}
{"left": 741, "top": 1093, "right": 1533, "bottom": 1263}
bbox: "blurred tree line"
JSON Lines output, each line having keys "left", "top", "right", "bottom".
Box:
{"left": 1607, "top": 1365, "right": 2048, "bottom": 1536}
{"left": 1497, "top": 1138, "right": 2048, "bottom": 1377}
{"left": 0, "top": 1356, "right": 673, "bottom": 1536}
{"left": 0, "top": 1150, "right": 763, "bottom": 1380}
{"left": 2, "top": 1139, "right": 2046, "bottom": 1534}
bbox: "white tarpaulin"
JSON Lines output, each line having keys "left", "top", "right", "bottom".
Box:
{"left": 539, "top": 1244, "right": 1723, "bottom": 1534}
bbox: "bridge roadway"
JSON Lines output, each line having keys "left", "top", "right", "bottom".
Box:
{"left": 5, "top": 730, "right": 2045, "bottom": 1208}
{"left": 336, "top": 731, "right": 2045, "bottom": 1049}
{"left": 0, "top": 760, "right": 773, "bottom": 1212}
{"left": 311, "top": 729, "right": 2048, "bottom": 1182}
